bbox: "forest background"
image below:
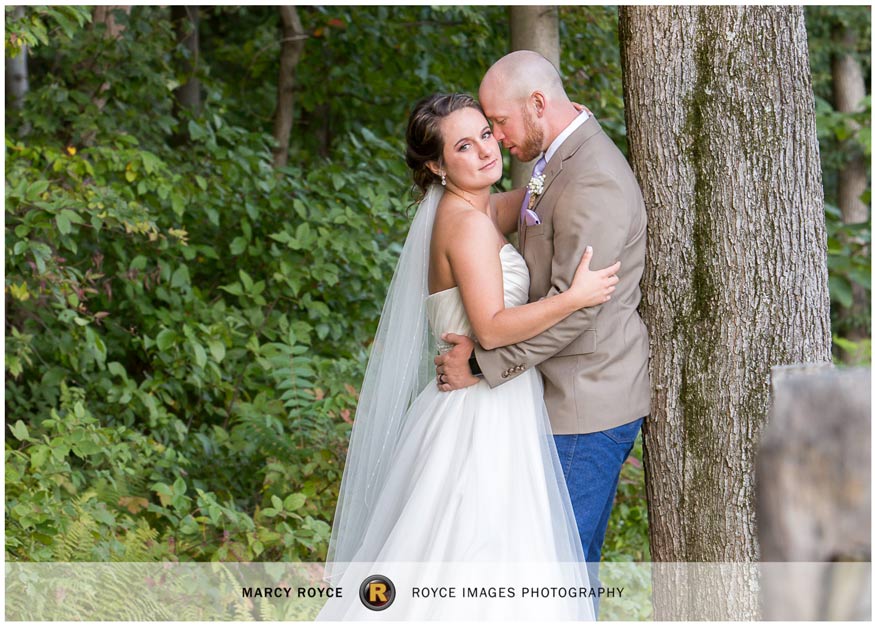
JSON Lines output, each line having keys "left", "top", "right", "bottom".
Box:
{"left": 4, "top": 4, "right": 870, "bottom": 576}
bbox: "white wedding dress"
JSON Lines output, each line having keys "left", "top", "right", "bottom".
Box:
{"left": 318, "top": 243, "right": 593, "bottom": 620}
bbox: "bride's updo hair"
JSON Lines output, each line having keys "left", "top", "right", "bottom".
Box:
{"left": 406, "top": 93, "right": 484, "bottom": 198}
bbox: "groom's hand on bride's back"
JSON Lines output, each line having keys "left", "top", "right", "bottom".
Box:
{"left": 435, "top": 333, "right": 480, "bottom": 392}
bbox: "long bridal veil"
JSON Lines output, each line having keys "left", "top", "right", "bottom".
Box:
{"left": 324, "top": 186, "right": 442, "bottom": 582}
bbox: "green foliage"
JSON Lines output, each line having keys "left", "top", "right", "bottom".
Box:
{"left": 560, "top": 6, "right": 627, "bottom": 150}
{"left": 4, "top": 6, "right": 91, "bottom": 56}
{"left": 806, "top": 6, "right": 871, "bottom": 342}
{"left": 9, "top": 4, "right": 581, "bottom": 565}
{"left": 832, "top": 335, "right": 871, "bottom": 366}
{"left": 5, "top": 6, "right": 409, "bottom": 563}
{"left": 7, "top": 5, "right": 866, "bottom": 574}
{"left": 603, "top": 435, "right": 650, "bottom": 563}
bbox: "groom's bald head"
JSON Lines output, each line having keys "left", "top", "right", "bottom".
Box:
{"left": 478, "top": 50, "right": 575, "bottom": 162}
{"left": 480, "top": 50, "right": 568, "bottom": 107}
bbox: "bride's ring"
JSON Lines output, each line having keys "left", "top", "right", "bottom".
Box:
{"left": 439, "top": 373, "right": 446, "bottom": 385}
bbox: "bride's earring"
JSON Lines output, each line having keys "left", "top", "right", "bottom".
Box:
{"left": 441, "top": 173, "right": 446, "bottom": 186}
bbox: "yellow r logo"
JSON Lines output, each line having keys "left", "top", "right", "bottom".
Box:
{"left": 369, "top": 582, "right": 388, "bottom": 603}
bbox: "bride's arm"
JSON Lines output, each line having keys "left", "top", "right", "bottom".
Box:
{"left": 489, "top": 188, "right": 526, "bottom": 236}
{"left": 449, "top": 212, "right": 618, "bottom": 351}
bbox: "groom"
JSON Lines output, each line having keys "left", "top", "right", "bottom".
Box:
{"left": 436, "top": 50, "right": 650, "bottom": 604}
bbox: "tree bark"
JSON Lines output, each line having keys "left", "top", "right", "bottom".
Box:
{"left": 620, "top": 5, "right": 832, "bottom": 619}
{"left": 272, "top": 6, "right": 306, "bottom": 169}
{"left": 172, "top": 6, "right": 201, "bottom": 117}
{"left": 509, "top": 6, "right": 560, "bottom": 187}
{"left": 5, "top": 6, "right": 29, "bottom": 111}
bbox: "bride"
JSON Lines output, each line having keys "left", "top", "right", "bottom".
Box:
{"left": 318, "top": 94, "right": 618, "bottom": 620}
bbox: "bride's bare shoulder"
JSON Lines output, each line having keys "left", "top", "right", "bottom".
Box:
{"left": 433, "top": 204, "right": 501, "bottom": 256}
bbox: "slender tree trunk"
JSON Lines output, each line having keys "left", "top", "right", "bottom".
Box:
{"left": 272, "top": 6, "right": 306, "bottom": 169}
{"left": 620, "top": 5, "right": 832, "bottom": 619}
{"left": 92, "top": 5, "right": 130, "bottom": 39}
{"left": 509, "top": 6, "right": 559, "bottom": 187}
{"left": 5, "top": 6, "right": 29, "bottom": 110}
{"left": 172, "top": 6, "right": 201, "bottom": 116}
{"left": 831, "top": 24, "right": 869, "bottom": 349}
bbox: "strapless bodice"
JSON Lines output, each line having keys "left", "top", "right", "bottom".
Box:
{"left": 426, "top": 244, "right": 530, "bottom": 353}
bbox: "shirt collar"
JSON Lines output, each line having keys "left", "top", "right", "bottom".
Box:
{"left": 544, "top": 109, "right": 590, "bottom": 163}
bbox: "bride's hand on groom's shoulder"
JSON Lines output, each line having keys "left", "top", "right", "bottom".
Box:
{"left": 434, "top": 334, "right": 479, "bottom": 392}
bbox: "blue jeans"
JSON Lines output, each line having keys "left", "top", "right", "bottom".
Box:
{"left": 554, "top": 417, "right": 644, "bottom": 617}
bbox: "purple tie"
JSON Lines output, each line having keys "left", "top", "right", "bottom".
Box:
{"left": 521, "top": 156, "right": 548, "bottom": 227}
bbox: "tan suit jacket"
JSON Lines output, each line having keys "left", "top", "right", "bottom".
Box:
{"left": 475, "top": 118, "right": 650, "bottom": 434}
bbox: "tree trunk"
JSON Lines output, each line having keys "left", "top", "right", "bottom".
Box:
{"left": 831, "top": 23, "right": 869, "bottom": 349}
{"left": 172, "top": 6, "right": 201, "bottom": 117}
{"left": 509, "top": 6, "right": 560, "bottom": 187}
{"left": 272, "top": 6, "right": 306, "bottom": 169}
{"left": 5, "top": 6, "right": 29, "bottom": 111}
{"left": 620, "top": 5, "right": 832, "bottom": 619}
{"left": 92, "top": 5, "right": 130, "bottom": 39}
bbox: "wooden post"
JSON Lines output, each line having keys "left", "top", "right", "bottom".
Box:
{"left": 757, "top": 364, "right": 871, "bottom": 620}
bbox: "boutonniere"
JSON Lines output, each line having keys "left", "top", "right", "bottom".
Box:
{"left": 527, "top": 173, "right": 546, "bottom": 209}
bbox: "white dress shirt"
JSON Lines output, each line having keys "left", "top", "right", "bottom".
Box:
{"left": 544, "top": 109, "right": 590, "bottom": 164}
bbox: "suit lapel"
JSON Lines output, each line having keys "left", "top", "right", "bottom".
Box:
{"left": 530, "top": 117, "right": 603, "bottom": 213}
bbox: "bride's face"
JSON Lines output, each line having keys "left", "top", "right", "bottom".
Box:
{"left": 436, "top": 107, "right": 502, "bottom": 191}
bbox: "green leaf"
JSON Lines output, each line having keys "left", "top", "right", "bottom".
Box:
{"left": 30, "top": 445, "right": 50, "bottom": 470}
{"left": 86, "top": 326, "right": 107, "bottom": 366}
{"left": 6, "top": 355, "right": 22, "bottom": 377}
{"left": 107, "top": 362, "right": 127, "bottom": 378}
{"left": 830, "top": 276, "right": 854, "bottom": 308}
{"left": 56, "top": 212, "right": 71, "bottom": 235}
{"left": 292, "top": 198, "right": 308, "bottom": 219}
{"left": 230, "top": 236, "right": 248, "bottom": 255}
{"left": 10, "top": 420, "right": 29, "bottom": 441}
{"left": 219, "top": 282, "right": 243, "bottom": 296}
{"left": 26, "top": 180, "right": 49, "bottom": 201}
{"left": 188, "top": 120, "right": 207, "bottom": 141}
{"left": 239, "top": 269, "right": 254, "bottom": 292}
{"left": 192, "top": 341, "right": 207, "bottom": 368}
{"left": 61, "top": 209, "right": 84, "bottom": 225}
{"left": 156, "top": 329, "right": 178, "bottom": 351}
{"left": 208, "top": 340, "right": 226, "bottom": 363}
{"left": 283, "top": 493, "right": 306, "bottom": 512}
{"left": 130, "top": 255, "right": 148, "bottom": 271}
{"left": 171, "top": 264, "right": 190, "bottom": 289}
{"left": 171, "top": 193, "right": 185, "bottom": 218}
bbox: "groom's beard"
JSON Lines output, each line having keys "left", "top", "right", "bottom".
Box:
{"left": 517, "top": 107, "right": 545, "bottom": 163}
